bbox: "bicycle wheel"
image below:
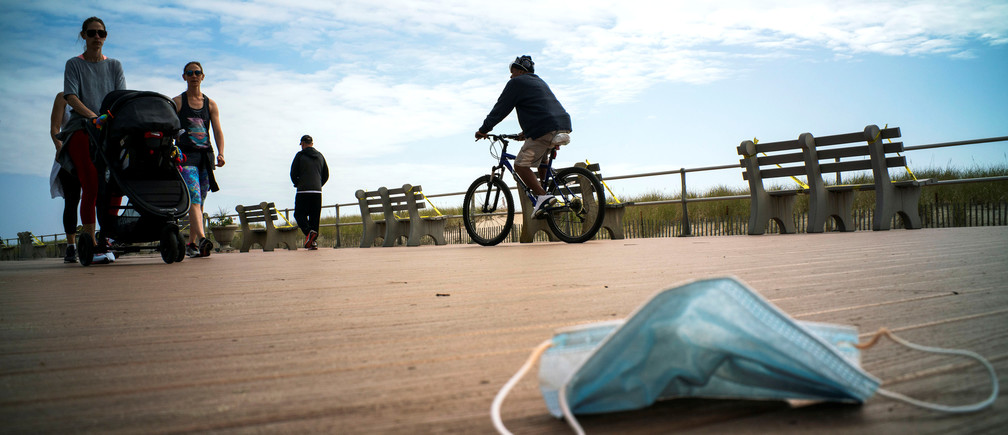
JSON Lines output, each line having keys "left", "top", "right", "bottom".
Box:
{"left": 462, "top": 175, "right": 514, "bottom": 246}
{"left": 545, "top": 166, "right": 606, "bottom": 243}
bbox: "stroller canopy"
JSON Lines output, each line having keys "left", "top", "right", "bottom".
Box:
{"left": 99, "top": 90, "right": 180, "bottom": 139}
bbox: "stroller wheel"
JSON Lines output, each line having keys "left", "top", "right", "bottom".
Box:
{"left": 174, "top": 230, "right": 186, "bottom": 263}
{"left": 78, "top": 234, "right": 94, "bottom": 267}
{"left": 160, "top": 227, "right": 178, "bottom": 264}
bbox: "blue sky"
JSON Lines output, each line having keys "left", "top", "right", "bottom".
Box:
{"left": 1, "top": 0, "right": 1007, "bottom": 240}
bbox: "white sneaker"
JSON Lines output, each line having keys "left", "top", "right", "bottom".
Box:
{"left": 92, "top": 252, "right": 115, "bottom": 264}
{"left": 532, "top": 195, "right": 556, "bottom": 218}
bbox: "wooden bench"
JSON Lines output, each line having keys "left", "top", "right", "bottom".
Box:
{"left": 738, "top": 137, "right": 809, "bottom": 234}
{"left": 379, "top": 184, "right": 447, "bottom": 247}
{"left": 0, "top": 239, "right": 17, "bottom": 261}
{"left": 803, "top": 125, "right": 931, "bottom": 231}
{"left": 234, "top": 202, "right": 302, "bottom": 252}
{"left": 740, "top": 125, "right": 931, "bottom": 235}
{"left": 576, "top": 162, "right": 631, "bottom": 240}
{"left": 355, "top": 189, "right": 387, "bottom": 248}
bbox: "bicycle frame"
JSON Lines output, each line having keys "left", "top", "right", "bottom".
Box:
{"left": 485, "top": 136, "right": 565, "bottom": 207}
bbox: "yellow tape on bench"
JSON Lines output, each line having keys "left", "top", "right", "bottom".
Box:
{"left": 276, "top": 209, "right": 297, "bottom": 228}
{"left": 585, "top": 159, "right": 621, "bottom": 205}
{"left": 753, "top": 138, "right": 810, "bottom": 190}
{"left": 405, "top": 185, "right": 443, "bottom": 217}
{"left": 869, "top": 125, "right": 917, "bottom": 182}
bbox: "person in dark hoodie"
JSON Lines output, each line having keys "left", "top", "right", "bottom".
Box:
{"left": 290, "top": 135, "right": 329, "bottom": 249}
{"left": 476, "top": 55, "right": 572, "bottom": 218}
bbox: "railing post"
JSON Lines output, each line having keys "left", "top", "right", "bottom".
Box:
{"left": 679, "top": 168, "right": 691, "bottom": 237}
{"left": 334, "top": 204, "right": 341, "bottom": 248}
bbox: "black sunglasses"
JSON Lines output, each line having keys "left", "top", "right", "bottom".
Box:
{"left": 85, "top": 29, "right": 107, "bottom": 38}
{"left": 184, "top": 70, "right": 204, "bottom": 77}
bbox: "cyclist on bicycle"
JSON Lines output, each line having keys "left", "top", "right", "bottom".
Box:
{"left": 475, "top": 55, "right": 572, "bottom": 218}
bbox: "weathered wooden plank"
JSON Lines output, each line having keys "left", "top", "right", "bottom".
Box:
{"left": 1, "top": 227, "right": 1005, "bottom": 434}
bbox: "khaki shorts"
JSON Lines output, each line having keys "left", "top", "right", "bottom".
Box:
{"left": 515, "top": 131, "right": 570, "bottom": 168}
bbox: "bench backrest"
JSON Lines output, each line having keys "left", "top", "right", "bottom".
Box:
{"left": 381, "top": 184, "right": 429, "bottom": 220}
{"left": 738, "top": 139, "right": 807, "bottom": 182}
{"left": 357, "top": 184, "right": 431, "bottom": 224}
{"left": 382, "top": 187, "right": 411, "bottom": 214}
{"left": 355, "top": 189, "right": 384, "bottom": 225}
{"left": 804, "top": 125, "right": 904, "bottom": 188}
{"left": 738, "top": 138, "right": 808, "bottom": 198}
{"left": 355, "top": 189, "right": 383, "bottom": 214}
{"left": 741, "top": 125, "right": 906, "bottom": 192}
{"left": 235, "top": 202, "right": 287, "bottom": 231}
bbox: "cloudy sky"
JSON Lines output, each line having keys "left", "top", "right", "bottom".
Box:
{"left": 1, "top": 0, "right": 1006, "bottom": 238}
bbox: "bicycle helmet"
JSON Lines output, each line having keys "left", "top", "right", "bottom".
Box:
{"left": 510, "top": 55, "right": 534, "bottom": 73}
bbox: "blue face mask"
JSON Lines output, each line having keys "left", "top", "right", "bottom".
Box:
{"left": 490, "top": 277, "right": 998, "bottom": 435}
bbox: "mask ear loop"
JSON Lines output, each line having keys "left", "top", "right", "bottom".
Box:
{"left": 856, "top": 328, "right": 999, "bottom": 413}
{"left": 558, "top": 382, "right": 586, "bottom": 435}
{"left": 491, "top": 339, "right": 553, "bottom": 435}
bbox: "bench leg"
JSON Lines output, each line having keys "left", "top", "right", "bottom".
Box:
{"left": 407, "top": 221, "right": 447, "bottom": 246}
{"left": 874, "top": 185, "right": 924, "bottom": 231}
{"left": 281, "top": 229, "right": 301, "bottom": 250}
{"left": 748, "top": 193, "right": 796, "bottom": 235}
{"left": 827, "top": 190, "right": 856, "bottom": 232}
{"left": 360, "top": 224, "right": 376, "bottom": 248}
{"left": 518, "top": 193, "right": 558, "bottom": 243}
{"left": 747, "top": 208, "right": 768, "bottom": 235}
{"left": 263, "top": 233, "right": 275, "bottom": 252}
{"left": 602, "top": 206, "right": 626, "bottom": 240}
{"left": 896, "top": 186, "right": 924, "bottom": 229}
{"left": 383, "top": 220, "right": 408, "bottom": 247}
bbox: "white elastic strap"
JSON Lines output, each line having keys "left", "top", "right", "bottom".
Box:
{"left": 559, "top": 381, "right": 586, "bottom": 435}
{"left": 872, "top": 329, "right": 999, "bottom": 413}
{"left": 491, "top": 339, "right": 553, "bottom": 435}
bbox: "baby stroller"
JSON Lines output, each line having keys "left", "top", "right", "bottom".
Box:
{"left": 78, "top": 90, "right": 190, "bottom": 265}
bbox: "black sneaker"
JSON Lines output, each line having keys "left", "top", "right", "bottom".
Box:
{"left": 198, "top": 237, "right": 213, "bottom": 258}
{"left": 186, "top": 243, "right": 200, "bottom": 258}
{"left": 305, "top": 230, "right": 318, "bottom": 249}
{"left": 64, "top": 245, "right": 77, "bottom": 263}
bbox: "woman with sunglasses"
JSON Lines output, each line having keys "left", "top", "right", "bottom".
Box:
{"left": 172, "top": 61, "right": 226, "bottom": 258}
{"left": 59, "top": 16, "right": 126, "bottom": 263}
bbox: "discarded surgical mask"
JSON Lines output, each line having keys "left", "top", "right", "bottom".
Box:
{"left": 491, "top": 277, "right": 998, "bottom": 435}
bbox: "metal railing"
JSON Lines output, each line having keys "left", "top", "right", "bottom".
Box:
{"left": 311, "top": 134, "right": 1007, "bottom": 247}
{"left": 5, "top": 134, "right": 1006, "bottom": 251}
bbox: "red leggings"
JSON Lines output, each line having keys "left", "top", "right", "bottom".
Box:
{"left": 66, "top": 130, "right": 121, "bottom": 225}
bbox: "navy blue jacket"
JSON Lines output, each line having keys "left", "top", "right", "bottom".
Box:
{"left": 479, "top": 73, "right": 571, "bottom": 140}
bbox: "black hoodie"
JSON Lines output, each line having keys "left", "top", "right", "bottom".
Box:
{"left": 290, "top": 147, "right": 329, "bottom": 192}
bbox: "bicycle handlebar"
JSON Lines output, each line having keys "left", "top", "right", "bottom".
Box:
{"left": 478, "top": 133, "right": 523, "bottom": 142}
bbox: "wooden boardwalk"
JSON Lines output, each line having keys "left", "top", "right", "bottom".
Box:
{"left": 2, "top": 227, "right": 1006, "bottom": 434}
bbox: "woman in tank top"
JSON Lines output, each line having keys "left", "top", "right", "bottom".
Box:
{"left": 172, "top": 61, "right": 226, "bottom": 258}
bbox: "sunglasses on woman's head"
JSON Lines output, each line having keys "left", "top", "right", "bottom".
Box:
{"left": 85, "top": 29, "right": 107, "bottom": 38}
{"left": 184, "top": 70, "right": 204, "bottom": 77}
